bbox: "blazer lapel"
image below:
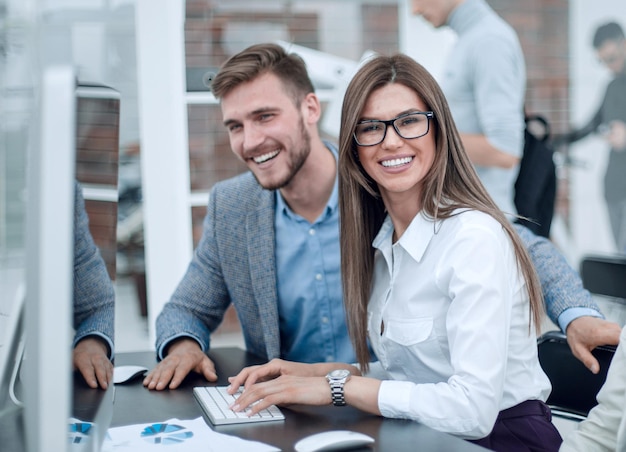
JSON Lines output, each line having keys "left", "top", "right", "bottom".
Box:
{"left": 247, "top": 191, "right": 281, "bottom": 359}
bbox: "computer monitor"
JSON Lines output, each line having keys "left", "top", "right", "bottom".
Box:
{"left": 22, "top": 64, "right": 77, "bottom": 452}
{"left": 75, "top": 83, "right": 121, "bottom": 281}
{"left": 0, "top": 66, "right": 117, "bottom": 452}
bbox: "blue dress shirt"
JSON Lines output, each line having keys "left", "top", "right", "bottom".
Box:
{"left": 274, "top": 144, "right": 354, "bottom": 363}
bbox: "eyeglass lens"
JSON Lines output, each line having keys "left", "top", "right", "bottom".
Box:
{"left": 354, "top": 112, "right": 431, "bottom": 146}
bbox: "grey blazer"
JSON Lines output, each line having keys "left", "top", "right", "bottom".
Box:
{"left": 74, "top": 181, "right": 115, "bottom": 357}
{"left": 156, "top": 172, "right": 281, "bottom": 360}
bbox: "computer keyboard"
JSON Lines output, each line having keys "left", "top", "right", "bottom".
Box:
{"left": 193, "top": 386, "right": 285, "bottom": 426}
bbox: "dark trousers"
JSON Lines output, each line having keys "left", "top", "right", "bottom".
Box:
{"left": 469, "top": 400, "right": 563, "bottom": 452}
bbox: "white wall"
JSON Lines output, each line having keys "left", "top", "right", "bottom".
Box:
{"left": 399, "top": 0, "right": 456, "bottom": 81}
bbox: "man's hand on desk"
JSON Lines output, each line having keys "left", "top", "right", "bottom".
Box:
{"left": 143, "top": 338, "right": 217, "bottom": 390}
{"left": 73, "top": 337, "right": 113, "bottom": 389}
{"left": 566, "top": 316, "right": 622, "bottom": 374}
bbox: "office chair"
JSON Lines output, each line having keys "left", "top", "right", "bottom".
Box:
{"left": 537, "top": 330, "right": 617, "bottom": 421}
{"left": 580, "top": 254, "right": 626, "bottom": 300}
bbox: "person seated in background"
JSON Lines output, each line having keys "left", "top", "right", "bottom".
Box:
{"left": 227, "top": 53, "right": 562, "bottom": 451}
{"left": 73, "top": 181, "right": 115, "bottom": 389}
{"left": 143, "top": 43, "right": 619, "bottom": 393}
{"left": 560, "top": 325, "right": 626, "bottom": 452}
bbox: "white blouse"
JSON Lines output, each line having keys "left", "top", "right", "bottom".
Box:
{"left": 367, "top": 209, "right": 551, "bottom": 439}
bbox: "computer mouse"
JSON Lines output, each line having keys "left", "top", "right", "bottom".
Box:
{"left": 294, "top": 430, "right": 375, "bottom": 452}
{"left": 113, "top": 365, "right": 148, "bottom": 384}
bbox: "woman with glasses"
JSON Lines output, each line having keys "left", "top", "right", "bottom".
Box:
{"left": 227, "top": 54, "right": 562, "bottom": 451}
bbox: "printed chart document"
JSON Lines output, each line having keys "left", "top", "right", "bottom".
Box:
{"left": 98, "top": 417, "right": 279, "bottom": 451}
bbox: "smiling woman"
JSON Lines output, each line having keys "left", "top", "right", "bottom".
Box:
{"left": 336, "top": 55, "right": 560, "bottom": 450}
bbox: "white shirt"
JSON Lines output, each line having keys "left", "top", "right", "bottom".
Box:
{"left": 367, "top": 209, "right": 551, "bottom": 439}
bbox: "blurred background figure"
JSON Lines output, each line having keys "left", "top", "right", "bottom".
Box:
{"left": 410, "top": 0, "right": 525, "bottom": 219}
{"left": 554, "top": 21, "right": 626, "bottom": 253}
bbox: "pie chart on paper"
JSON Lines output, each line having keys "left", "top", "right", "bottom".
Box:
{"left": 140, "top": 422, "right": 194, "bottom": 445}
{"left": 68, "top": 421, "right": 93, "bottom": 444}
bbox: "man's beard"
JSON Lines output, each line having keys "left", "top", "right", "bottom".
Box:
{"left": 256, "top": 118, "right": 311, "bottom": 191}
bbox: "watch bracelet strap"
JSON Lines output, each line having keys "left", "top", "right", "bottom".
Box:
{"left": 330, "top": 382, "right": 347, "bottom": 406}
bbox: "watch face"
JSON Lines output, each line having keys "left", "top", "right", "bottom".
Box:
{"left": 328, "top": 369, "right": 350, "bottom": 379}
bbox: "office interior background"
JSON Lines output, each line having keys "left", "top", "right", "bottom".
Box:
{"left": 1, "top": 0, "right": 626, "bottom": 356}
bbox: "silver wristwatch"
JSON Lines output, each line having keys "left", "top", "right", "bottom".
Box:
{"left": 326, "top": 369, "right": 351, "bottom": 406}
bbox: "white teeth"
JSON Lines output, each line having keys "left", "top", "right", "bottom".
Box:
{"left": 253, "top": 150, "right": 279, "bottom": 163}
{"left": 381, "top": 157, "right": 412, "bottom": 167}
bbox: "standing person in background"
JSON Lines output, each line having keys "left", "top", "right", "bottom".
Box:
{"left": 73, "top": 181, "right": 115, "bottom": 389}
{"left": 410, "top": 0, "right": 621, "bottom": 369}
{"left": 411, "top": 0, "right": 524, "bottom": 218}
{"left": 227, "top": 53, "right": 563, "bottom": 451}
{"left": 554, "top": 21, "right": 626, "bottom": 253}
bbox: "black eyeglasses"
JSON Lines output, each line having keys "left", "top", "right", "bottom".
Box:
{"left": 354, "top": 111, "right": 434, "bottom": 147}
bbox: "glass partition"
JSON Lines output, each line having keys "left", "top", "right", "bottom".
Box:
{"left": 1, "top": 0, "right": 126, "bottom": 450}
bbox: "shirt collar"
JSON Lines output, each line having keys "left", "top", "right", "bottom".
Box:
{"left": 276, "top": 141, "right": 339, "bottom": 222}
{"left": 373, "top": 211, "right": 441, "bottom": 263}
{"left": 447, "top": 0, "right": 489, "bottom": 36}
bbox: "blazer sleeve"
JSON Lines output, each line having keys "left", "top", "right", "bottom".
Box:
{"left": 155, "top": 182, "right": 233, "bottom": 360}
{"left": 73, "top": 181, "right": 115, "bottom": 358}
{"left": 155, "top": 173, "right": 279, "bottom": 361}
{"left": 513, "top": 223, "right": 601, "bottom": 325}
